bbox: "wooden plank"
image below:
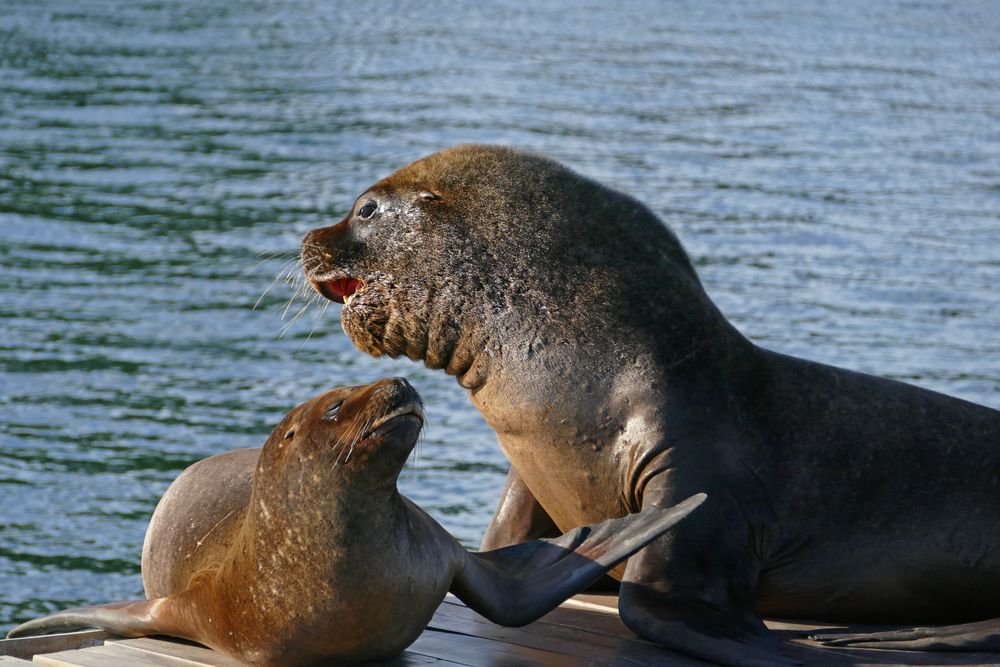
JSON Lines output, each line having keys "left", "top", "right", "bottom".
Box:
{"left": 109, "top": 636, "right": 467, "bottom": 666}
{"left": 366, "top": 651, "right": 469, "bottom": 666}
{"left": 430, "top": 600, "right": 710, "bottom": 666}
{"left": 443, "top": 595, "right": 1000, "bottom": 667}
{"left": 106, "top": 638, "right": 247, "bottom": 666}
{"left": 34, "top": 644, "right": 180, "bottom": 667}
{"left": 0, "top": 631, "right": 111, "bottom": 661}
{"left": 405, "top": 627, "right": 579, "bottom": 667}
{"left": 19, "top": 595, "right": 1000, "bottom": 667}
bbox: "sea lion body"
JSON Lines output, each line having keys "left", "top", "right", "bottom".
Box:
{"left": 9, "top": 377, "right": 704, "bottom": 666}
{"left": 750, "top": 354, "right": 1000, "bottom": 622}
{"left": 140, "top": 452, "right": 456, "bottom": 665}
{"left": 300, "top": 145, "right": 1000, "bottom": 665}
{"left": 141, "top": 447, "right": 258, "bottom": 600}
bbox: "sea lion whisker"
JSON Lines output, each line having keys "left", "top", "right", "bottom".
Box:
{"left": 245, "top": 251, "right": 298, "bottom": 277}
{"left": 279, "top": 291, "right": 300, "bottom": 319}
{"left": 278, "top": 265, "right": 319, "bottom": 319}
{"left": 344, "top": 413, "right": 379, "bottom": 463}
{"left": 298, "top": 248, "right": 327, "bottom": 269}
{"left": 287, "top": 257, "right": 309, "bottom": 279}
{"left": 247, "top": 255, "right": 307, "bottom": 314}
{"left": 335, "top": 423, "right": 362, "bottom": 466}
{"left": 280, "top": 302, "right": 310, "bottom": 332}
{"left": 353, "top": 413, "right": 376, "bottom": 446}
{"left": 343, "top": 415, "right": 368, "bottom": 452}
{"left": 254, "top": 260, "right": 302, "bottom": 312}
{"left": 300, "top": 245, "right": 326, "bottom": 257}
{"left": 289, "top": 270, "right": 322, "bottom": 305}
{"left": 257, "top": 247, "right": 299, "bottom": 260}
{"left": 279, "top": 256, "right": 306, "bottom": 276}
{"left": 333, "top": 414, "right": 361, "bottom": 449}
{"left": 332, "top": 432, "right": 352, "bottom": 458}
{"left": 332, "top": 414, "right": 368, "bottom": 465}
{"left": 285, "top": 264, "right": 308, "bottom": 289}
{"left": 300, "top": 279, "right": 321, "bottom": 303}
{"left": 371, "top": 404, "right": 390, "bottom": 438}
{"left": 297, "top": 301, "right": 331, "bottom": 351}
{"left": 297, "top": 259, "right": 322, "bottom": 277}
{"left": 278, "top": 300, "right": 315, "bottom": 338}
{"left": 408, "top": 428, "right": 427, "bottom": 470}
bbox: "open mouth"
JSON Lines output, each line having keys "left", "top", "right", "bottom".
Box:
{"left": 314, "top": 277, "right": 362, "bottom": 305}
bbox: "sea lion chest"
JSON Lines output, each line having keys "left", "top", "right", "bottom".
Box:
{"left": 215, "top": 496, "right": 460, "bottom": 665}
{"left": 471, "top": 367, "right": 646, "bottom": 531}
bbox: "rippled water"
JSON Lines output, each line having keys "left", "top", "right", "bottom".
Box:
{"left": 1, "top": 0, "right": 998, "bottom": 631}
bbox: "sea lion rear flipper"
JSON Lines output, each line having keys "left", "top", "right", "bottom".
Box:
{"left": 449, "top": 492, "right": 705, "bottom": 627}
{"left": 6, "top": 598, "right": 169, "bottom": 639}
{"left": 811, "top": 619, "right": 1000, "bottom": 651}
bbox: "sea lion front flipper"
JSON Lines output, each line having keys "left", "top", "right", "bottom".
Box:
{"left": 6, "top": 598, "right": 176, "bottom": 639}
{"left": 812, "top": 619, "right": 1000, "bottom": 651}
{"left": 450, "top": 493, "right": 705, "bottom": 627}
{"left": 618, "top": 489, "right": 798, "bottom": 667}
{"left": 618, "top": 582, "right": 798, "bottom": 667}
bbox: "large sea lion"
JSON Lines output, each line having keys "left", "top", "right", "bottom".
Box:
{"left": 300, "top": 145, "right": 1000, "bottom": 666}
{"left": 7, "top": 377, "right": 705, "bottom": 666}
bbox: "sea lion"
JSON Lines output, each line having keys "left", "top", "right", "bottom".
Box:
{"left": 7, "top": 377, "right": 705, "bottom": 667}
{"left": 299, "top": 145, "right": 1000, "bottom": 667}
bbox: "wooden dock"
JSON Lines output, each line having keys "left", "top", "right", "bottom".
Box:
{"left": 2, "top": 594, "right": 998, "bottom": 666}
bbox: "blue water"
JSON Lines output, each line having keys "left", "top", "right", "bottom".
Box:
{"left": 1, "top": 0, "right": 998, "bottom": 631}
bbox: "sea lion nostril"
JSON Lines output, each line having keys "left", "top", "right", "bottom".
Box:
{"left": 389, "top": 378, "right": 421, "bottom": 407}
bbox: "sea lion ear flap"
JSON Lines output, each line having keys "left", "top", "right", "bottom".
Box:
{"left": 450, "top": 493, "right": 706, "bottom": 627}
{"left": 6, "top": 598, "right": 172, "bottom": 640}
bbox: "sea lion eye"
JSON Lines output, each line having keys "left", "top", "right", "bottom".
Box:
{"left": 358, "top": 202, "right": 377, "bottom": 219}
{"left": 324, "top": 401, "right": 343, "bottom": 420}
{"left": 284, "top": 429, "right": 296, "bottom": 440}
{"left": 419, "top": 191, "right": 439, "bottom": 202}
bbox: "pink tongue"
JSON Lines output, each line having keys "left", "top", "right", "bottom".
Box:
{"left": 326, "top": 278, "right": 359, "bottom": 303}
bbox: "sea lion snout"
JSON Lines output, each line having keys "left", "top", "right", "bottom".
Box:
{"left": 348, "top": 377, "right": 424, "bottom": 437}
{"left": 257, "top": 378, "right": 425, "bottom": 476}
{"left": 302, "top": 220, "right": 367, "bottom": 305}
{"left": 306, "top": 377, "right": 424, "bottom": 467}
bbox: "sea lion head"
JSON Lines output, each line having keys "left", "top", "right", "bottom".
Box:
{"left": 301, "top": 145, "right": 702, "bottom": 388}
{"left": 254, "top": 377, "right": 424, "bottom": 502}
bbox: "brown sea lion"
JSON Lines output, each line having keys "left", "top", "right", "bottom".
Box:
{"left": 299, "top": 145, "right": 1000, "bottom": 666}
{"left": 7, "top": 377, "right": 705, "bottom": 667}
